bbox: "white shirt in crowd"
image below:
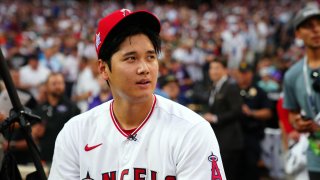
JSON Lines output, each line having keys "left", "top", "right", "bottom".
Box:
{"left": 74, "top": 67, "right": 100, "bottom": 113}
{"left": 19, "top": 64, "right": 50, "bottom": 98}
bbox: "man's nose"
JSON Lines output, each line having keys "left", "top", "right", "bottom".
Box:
{"left": 137, "top": 60, "right": 150, "bottom": 74}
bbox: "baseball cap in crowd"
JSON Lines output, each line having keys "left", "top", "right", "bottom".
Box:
{"left": 238, "top": 62, "right": 253, "bottom": 73}
{"left": 293, "top": 7, "right": 320, "bottom": 30}
{"left": 27, "top": 54, "right": 38, "bottom": 62}
{"left": 158, "top": 75, "right": 178, "bottom": 88}
{"left": 95, "top": 9, "right": 161, "bottom": 56}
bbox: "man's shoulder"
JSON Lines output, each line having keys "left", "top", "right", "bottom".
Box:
{"left": 155, "top": 95, "right": 206, "bottom": 126}
{"left": 226, "top": 78, "right": 239, "bottom": 87}
{"left": 65, "top": 100, "right": 111, "bottom": 128}
{"left": 19, "top": 65, "right": 32, "bottom": 74}
{"left": 221, "top": 78, "right": 240, "bottom": 92}
{"left": 155, "top": 95, "right": 213, "bottom": 140}
{"left": 284, "top": 60, "right": 303, "bottom": 81}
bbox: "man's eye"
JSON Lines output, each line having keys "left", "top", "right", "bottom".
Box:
{"left": 125, "top": 57, "right": 136, "bottom": 61}
{"left": 147, "top": 55, "right": 156, "bottom": 60}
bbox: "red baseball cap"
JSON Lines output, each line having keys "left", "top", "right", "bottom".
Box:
{"left": 95, "top": 9, "right": 161, "bottom": 56}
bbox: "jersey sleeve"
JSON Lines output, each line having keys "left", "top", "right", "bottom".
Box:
{"left": 175, "top": 121, "right": 226, "bottom": 180}
{"left": 48, "top": 120, "right": 80, "bottom": 180}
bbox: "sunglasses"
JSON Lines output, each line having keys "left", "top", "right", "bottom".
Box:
{"left": 311, "top": 70, "right": 320, "bottom": 93}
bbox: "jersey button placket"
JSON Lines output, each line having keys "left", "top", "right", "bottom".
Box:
{"left": 121, "top": 140, "right": 131, "bottom": 165}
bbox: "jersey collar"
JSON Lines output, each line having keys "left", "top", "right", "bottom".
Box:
{"left": 110, "top": 95, "right": 157, "bottom": 138}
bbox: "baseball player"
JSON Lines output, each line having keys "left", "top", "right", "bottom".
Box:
{"left": 48, "top": 9, "right": 226, "bottom": 180}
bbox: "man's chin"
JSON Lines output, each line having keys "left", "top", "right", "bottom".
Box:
{"left": 51, "top": 93, "right": 63, "bottom": 99}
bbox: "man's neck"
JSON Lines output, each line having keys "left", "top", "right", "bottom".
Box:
{"left": 47, "top": 95, "right": 60, "bottom": 106}
{"left": 113, "top": 95, "right": 154, "bottom": 130}
{"left": 213, "top": 75, "right": 228, "bottom": 87}
{"left": 306, "top": 48, "right": 320, "bottom": 68}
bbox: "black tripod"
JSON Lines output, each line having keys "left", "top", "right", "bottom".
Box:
{"left": 0, "top": 49, "right": 47, "bottom": 180}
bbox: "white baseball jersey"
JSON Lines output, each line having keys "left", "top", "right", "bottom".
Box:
{"left": 48, "top": 95, "right": 226, "bottom": 180}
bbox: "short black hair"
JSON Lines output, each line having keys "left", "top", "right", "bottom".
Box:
{"left": 98, "top": 24, "right": 161, "bottom": 71}
{"left": 27, "top": 54, "right": 38, "bottom": 61}
{"left": 211, "top": 57, "right": 227, "bottom": 68}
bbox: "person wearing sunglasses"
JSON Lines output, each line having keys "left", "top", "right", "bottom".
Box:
{"left": 283, "top": 7, "right": 320, "bottom": 180}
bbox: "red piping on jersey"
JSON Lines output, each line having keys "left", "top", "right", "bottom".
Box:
{"left": 110, "top": 95, "right": 157, "bottom": 138}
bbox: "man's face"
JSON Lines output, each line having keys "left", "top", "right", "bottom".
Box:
{"left": 46, "top": 74, "right": 65, "bottom": 98}
{"left": 99, "top": 34, "right": 159, "bottom": 102}
{"left": 237, "top": 71, "right": 253, "bottom": 88}
{"left": 29, "top": 59, "right": 38, "bottom": 70}
{"left": 209, "top": 62, "right": 226, "bottom": 83}
{"left": 296, "top": 17, "right": 320, "bottom": 49}
{"left": 162, "top": 81, "right": 180, "bottom": 100}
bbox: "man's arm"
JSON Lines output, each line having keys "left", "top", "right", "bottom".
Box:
{"left": 288, "top": 110, "right": 320, "bottom": 133}
{"left": 176, "top": 121, "right": 226, "bottom": 179}
{"left": 49, "top": 122, "right": 79, "bottom": 180}
{"left": 204, "top": 83, "right": 242, "bottom": 126}
{"left": 242, "top": 104, "right": 272, "bottom": 120}
{"left": 215, "top": 83, "right": 243, "bottom": 125}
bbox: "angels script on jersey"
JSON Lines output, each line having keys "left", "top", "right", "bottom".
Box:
{"left": 86, "top": 153, "right": 223, "bottom": 180}
{"left": 99, "top": 168, "right": 176, "bottom": 180}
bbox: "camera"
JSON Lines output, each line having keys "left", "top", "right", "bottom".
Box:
{"left": 311, "top": 70, "right": 320, "bottom": 93}
{"left": 300, "top": 110, "right": 311, "bottom": 121}
{"left": 301, "top": 115, "right": 311, "bottom": 121}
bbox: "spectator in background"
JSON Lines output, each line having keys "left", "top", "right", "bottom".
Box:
{"left": 36, "top": 82, "right": 47, "bottom": 104}
{"left": 158, "top": 74, "right": 191, "bottom": 106}
{"left": 277, "top": 94, "right": 309, "bottom": 180}
{"left": 222, "top": 23, "right": 247, "bottom": 77}
{"left": 172, "top": 38, "right": 205, "bottom": 83}
{"left": 169, "top": 59, "right": 193, "bottom": 94}
{"left": 38, "top": 45, "right": 63, "bottom": 73}
{"left": 202, "top": 59, "right": 244, "bottom": 180}
{"left": 88, "top": 76, "right": 112, "bottom": 110}
{"left": 19, "top": 54, "right": 50, "bottom": 99}
{"left": 154, "top": 61, "right": 170, "bottom": 98}
{"left": 257, "top": 67, "right": 280, "bottom": 93}
{"left": 0, "top": 69, "right": 38, "bottom": 165}
{"left": 283, "top": 7, "right": 320, "bottom": 180}
{"left": 236, "top": 61, "right": 273, "bottom": 180}
{"left": 32, "top": 73, "right": 80, "bottom": 165}
{"left": 61, "top": 46, "right": 80, "bottom": 98}
{"left": 73, "top": 58, "right": 100, "bottom": 113}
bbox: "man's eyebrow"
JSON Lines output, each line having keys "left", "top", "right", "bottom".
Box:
{"left": 146, "top": 50, "right": 156, "bottom": 54}
{"left": 123, "top": 50, "right": 156, "bottom": 56}
{"left": 123, "top": 51, "right": 136, "bottom": 57}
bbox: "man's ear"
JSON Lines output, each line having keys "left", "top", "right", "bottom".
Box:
{"left": 98, "top": 59, "right": 110, "bottom": 80}
{"left": 295, "top": 30, "right": 301, "bottom": 39}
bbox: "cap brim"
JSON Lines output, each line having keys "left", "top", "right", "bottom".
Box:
{"left": 295, "top": 14, "right": 320, "bottom": 29}
{"left": 239, "top": 69, "right": 252, "bottom": 73}
{"left": 106, "top": 11, "right": 160, "bottom": 41}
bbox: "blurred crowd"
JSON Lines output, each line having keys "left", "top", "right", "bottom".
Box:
{"left": 0, "top": 0, "right": 317, "bottom": 179}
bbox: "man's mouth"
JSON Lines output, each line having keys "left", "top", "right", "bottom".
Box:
{"left": 136, "top": 79, "right": 151, "bottom": 84}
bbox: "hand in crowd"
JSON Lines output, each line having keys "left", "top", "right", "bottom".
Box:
{"left": 288, "top": 130, "right": 301, "bottom": 142}
{"left": 0, "top": 112, "right": 6, "bottom": 122}
{"left": 202, "top": 113, "right": 217, "bottom": 123}
{"left": 242, "top": 104, "right": 253, "bottom": 117}
{"left": 31, "top": 123, "right": 45, "bottom": 140}
{"left": 291, "top": 114, "right": 320, "bottom": 133}
{"left": 2, "top": 140, "right": 9, "bottom": 151}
